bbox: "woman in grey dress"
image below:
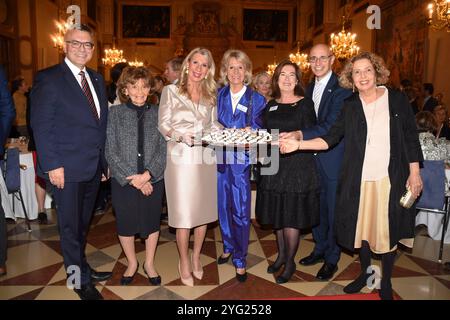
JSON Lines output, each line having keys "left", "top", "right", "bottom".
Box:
{"left": 158, "top": 48, "right": 222, "bottom": 287}
{"left": 106, "top": 67, "right": 166, "bottom": 286}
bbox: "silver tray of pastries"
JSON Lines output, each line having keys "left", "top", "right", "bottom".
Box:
{"left": 201, "top": 128, "right": 272, "bottom": 147}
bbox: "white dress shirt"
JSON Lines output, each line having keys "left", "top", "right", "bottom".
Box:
{"left": 230, "top": 85, "right": 247, "bottom": 113}
{"left": 64, "top": 57, "right": 101, "bottom": 118}
{"left": 312, "top": 70, "right": 332, "bottom": 116}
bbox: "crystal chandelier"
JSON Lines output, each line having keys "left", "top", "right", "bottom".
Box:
{"left": 289, "top": 42, "right": 310, "bottom": 72}
{"left": 128, "top": 58, "right": 144, "bottom": 67}
{"left": 330, "top": 17, "right": 360, "bottom": 60}
{"left": 427, "top": 0, "right": 450, "bottom": 32}
{"left": 51, "top": 21, "right": 69, "bottom": 51}
{"left": 102, "top": 47, "right": 127, "bottom": 67}
{"left": 267, "top": 57, "right": 277, "bottom": 76}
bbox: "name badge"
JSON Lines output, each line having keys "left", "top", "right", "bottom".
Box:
{"left": 269, "top": 105, "right": 278, "bottom": 112}
{"left": 237, "top": 104, "right": 248, "bottom": 113}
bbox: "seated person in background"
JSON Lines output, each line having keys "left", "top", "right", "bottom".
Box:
{"left": 433, "top": 105, "right": 450, "bottom": 140}
{"left": 416, "top": 111, "right": 449, "bottom": 161}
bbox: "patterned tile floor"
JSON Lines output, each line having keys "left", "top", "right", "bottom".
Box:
{"left": 1, "top": 206, "right": 449, "bottom": 300}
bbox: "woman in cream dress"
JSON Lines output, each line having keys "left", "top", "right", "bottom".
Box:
{"left": 158, "top": 47, "right": 221, "bottom": 287}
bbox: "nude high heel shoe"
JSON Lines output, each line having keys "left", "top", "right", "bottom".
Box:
{"left": 178, "top": 260, "right": 194, "bottom": 287}
{"left": 191, "top": 253, "right": 204, "bottom": 280}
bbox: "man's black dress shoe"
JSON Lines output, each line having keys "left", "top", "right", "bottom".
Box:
{"left": 90, "top": 267, "right": 112, "bottom": 283}
{"left": 316, "top": 263, "right": 338, "bottom": 280}
{"left": 143, "top": 264, "right": 161, "bottom": 286}
{"left": 217, "top": 254, "right": 231, "bottom": 265}
{"left": 120, "top": 263, "right": 139, "bottom": 286}
{"left": 299, "top": 252, "right": 324, "bottom": 266}
{"left": 74, "top": 284, "right": 103, "bottom": 300}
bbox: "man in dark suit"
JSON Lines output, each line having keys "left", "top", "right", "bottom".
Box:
{"left": 281, "top": 44, "right": 351, "bottom": 280}
{"left": 0, "top": 66, "right": 16, "bottom": 277}
{"left": 30, "top": 24, "right": 111, "bottom": 300}
{"left": 422, "top": 83, "right": 438, "bottom": 112}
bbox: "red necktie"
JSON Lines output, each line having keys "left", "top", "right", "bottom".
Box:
{"left": 79, "top": 70, "right": 99, "bottom": 121}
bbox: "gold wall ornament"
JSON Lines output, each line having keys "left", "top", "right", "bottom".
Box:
{"left": 330, "top": 17, "right": 360, "bottom": 60}
{"left": 427, "top": 0, "right": 450, "bottom": 32}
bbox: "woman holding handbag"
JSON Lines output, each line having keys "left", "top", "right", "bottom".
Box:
{"left": 216, "top": 49, "right": 266, "bottom": 282}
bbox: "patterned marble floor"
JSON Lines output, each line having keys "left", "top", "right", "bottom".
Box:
{"left": 1, "top": 206, "right": 449, "bottom": 300}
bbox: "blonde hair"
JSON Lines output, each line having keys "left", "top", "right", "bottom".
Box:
{"left": 219, "top": 49, "right": 253, "bottom": 86}
{"left": 252, "top": 71, "right": 272, "bottom": 96}
{"left": 178, "top": 47, "right": 217, "bottom": 106}
{"left": 339, "top": 52, "right": 390, "bottom": 90}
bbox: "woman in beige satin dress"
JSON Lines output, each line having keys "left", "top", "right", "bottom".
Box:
{"left": 158, "top": 47, "right": 221, "bottom": 287}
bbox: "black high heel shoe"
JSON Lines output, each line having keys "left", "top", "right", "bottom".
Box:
{"left": 275, "top": 261, "right": 296, "bottom": 284}
{"left": 143, "top": 263, "right": 161, "bottom": 286}
{"left": 267, "top": 261, "right": 285, "bottom": 274}
{"left": 120, "top": 262, "right": 139, "bottom": 286}
{"left": 217, "top": 253, "right": 231, "bottom": 265}
{"left": 235, "top": 268, "right": 248, "bottom": 283}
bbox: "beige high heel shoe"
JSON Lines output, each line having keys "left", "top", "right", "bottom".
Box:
{"left": 191, "top": 253, "right": 204, "bottom": 280}
{"left": 178, "top": 260, "right": 194, "bottom": 287}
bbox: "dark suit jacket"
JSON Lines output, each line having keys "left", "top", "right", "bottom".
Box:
{"left": 30, "top": 61, "right": 108, "bottom": 182}
{"left": 423, "top": 96, "right": 439, "bottom": 112}
{"left": 322, "top": 88, "right": 423, "bottom": 251}
{"left": 302, "top": 73, "right": 352, "bottom": 180}
{"left": 0, "top": 66, "right": 16, "bottom": 157}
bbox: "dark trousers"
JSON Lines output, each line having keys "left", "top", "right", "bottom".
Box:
{"left": 51, "top": 167, "right": 101, "bottom": 285}
{"left": 312, "top": 163, "right": 341, "bottom": 265}
{"left": 0, "top": 192, "right": 6, "bottom": 266}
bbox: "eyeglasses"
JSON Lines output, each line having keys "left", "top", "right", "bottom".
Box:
{"left": 65, "top": 40, "right": 94, "bottom": 50}
{"left": 308, "top": 55, "right": 333, "bottom": 64}
{"left": 352, "top": 68, "right": 374, "bottom": 78}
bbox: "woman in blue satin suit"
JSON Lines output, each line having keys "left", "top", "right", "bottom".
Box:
{"left": 216, "top": 49, "right": 266, "bottom": 282}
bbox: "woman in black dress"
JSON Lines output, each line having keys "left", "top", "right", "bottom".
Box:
{"left": 256, "top": 60, "right": 320, "bottom": 283}
{"left": 105, "top": 67, "right": 166, "bottom": 286}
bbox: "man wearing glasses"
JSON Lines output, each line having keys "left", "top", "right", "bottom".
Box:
{"left": 281, "top": 44, "right": 351, "bottom": 280}
{"left": 30, "top": 24, "right": 111, "bottom": 300}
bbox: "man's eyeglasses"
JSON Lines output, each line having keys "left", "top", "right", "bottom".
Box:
{"left": 66, "top": 40, "right": 94, "bottom": 50}
{"left": 308, "top": 55, "right": 333, "bottom": 64}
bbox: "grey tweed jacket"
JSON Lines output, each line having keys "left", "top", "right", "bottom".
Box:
{"left": 105, "top": 103, "right": 166, "bottom": 186}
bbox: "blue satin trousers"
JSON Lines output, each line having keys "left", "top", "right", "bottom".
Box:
{"left": 217, "top": 164, "right": 251, "bottom": 269}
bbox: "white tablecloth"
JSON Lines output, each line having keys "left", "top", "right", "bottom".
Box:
{"left": 0, "top": 151, "right": 52, "bottom": 220}
{"left": 0, "top": 152, "right": 39, "bottom": 220}
{"left": 415, "top": 169, "right": 450, "bottom": 244}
